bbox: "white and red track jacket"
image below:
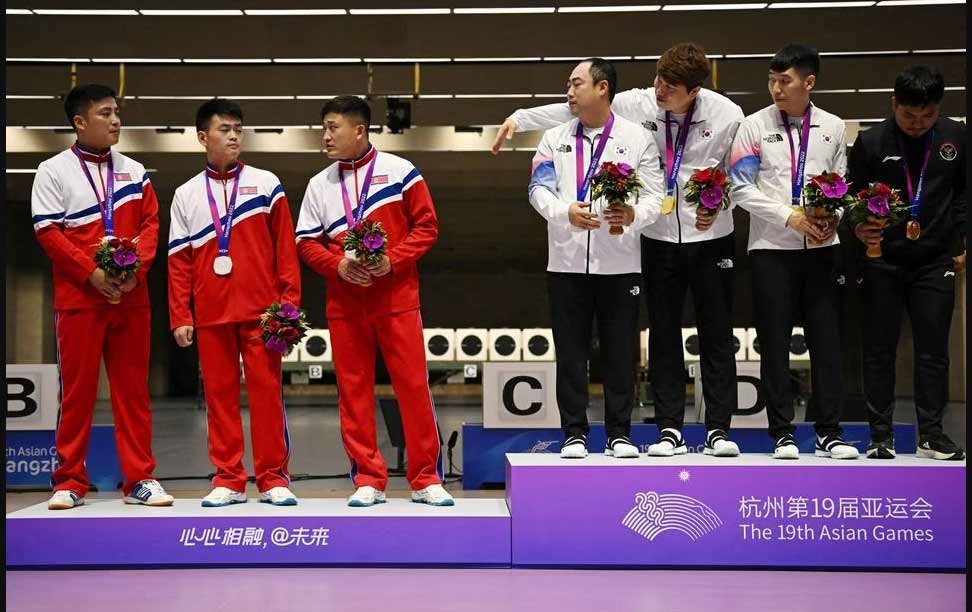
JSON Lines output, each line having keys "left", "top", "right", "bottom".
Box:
{"left": 167, "top": 162, "right": 301, "bottom": 329}
{"left": 295, "top": 145, "right": 438, "bottom": 320}
{"left": 31, "top": 145, "right": 159, "bottom": 310}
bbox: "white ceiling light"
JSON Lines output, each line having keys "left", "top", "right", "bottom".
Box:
{"left": 7, "top": 169, "right": 38, "bottom": 173}
{"left": 663, "top": 3, "right": 767, "bottom": 10}
{"left": 454, "top": 7, "right": 556, "bottom": 13}
{"left": 6, "top": 8, "right": 32, "bottom": 14}
{"left": 6, "top": 94, "right": 58, "bottom": 99}
{"left": 912, "top": 48, "right": 966, "bottom": 53}
{"left": 34, "top": 9, "right": 139, "bottom": 15}
{"left": 819, "top": 50, "right": 907, "bottom": 55}
{"left": 364, "top": 57, "right": 451, "bottom": 63}
{"left": 769, "top": 1, "right": 875, "bottom": 7}
{"left": 244, "top": 9, "right": 348, "bottom": 15}
{"left": 349, "top": 8, "right": 451, "bottom": 14}
{"left": 558, "top": 5, "right": 661, "bottom": 12}
{"left": 454, "top": 94, "right": 534, "bottom": 98}
{"left": 725, "top": 53, "right": 775, "bottom": 58}
{"left": 7, "top": 57, "right": 91, "bottom": 63}
{"left": 92, "top": 58, "right": 182, "bottom": 63}
{"left": 633, "top": 55, "right": 662, "bottom": 60}
{"left": 457, "top": 57, "right": 543, "bottom": 62}
{"left": 139, "top": 9, "right": 244, "bottom": 16}
{"left": 183, "top": 58, "right": 273, "bottom": 63}
{"left": 273, "top": 58, "right": 362, "bottom": 63}
{"left": 876, "top": 0, "right": 965, "bottom": 5}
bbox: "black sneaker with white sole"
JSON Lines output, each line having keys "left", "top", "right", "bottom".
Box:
{"left": 866, "top": 436, "right": 896, "bottom": 459}
{"left": 917, "top": 435, "right": 966, "bottom": 461}
{"left": 560, "top": 434, "right": 588, "bottom": 459}
{"left": 773, "top": 433, "right": 800, "bottom": 459}
{"left": 647, "top": 428, "right": 687, "bottom": 456}
{"left": 815, "top": 434, "right": 860, "bottom": 459}
{"left": 605, "top": 435, "right": 639, "bottom": 458}
{"left": 703, "top": 429, "right": 740, "bottom": 457}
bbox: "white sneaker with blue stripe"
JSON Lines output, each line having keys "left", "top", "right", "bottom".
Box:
{"left": 260, "top": 486, "right": 298, "bottom": 506}
{"left": 348, "top": 486, "right": 386, "bottom": 507}
{"left": 48, "top": 490, "right": 84, "bottom": 510}
{"left": 123, "top": 479, "right": 175, "bottom": 506}
{"left": 201, "top": 486, "right": 247, "bottom": 507}
{"left": 411, "top": 484, "right": 455, "bottom": 507}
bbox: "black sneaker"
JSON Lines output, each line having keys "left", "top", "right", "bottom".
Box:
{"left": 703, "top": 429, "right": 740, "bottom": 457}
{"left": 773, "top": 433, "right": 799, "bottom": 459}
{"left": 866, "top": 436, "right": 896, "bottom": 459}
{"left": 647, "top": 428, "right": 687, "bottom": 457}
{"left": 815, "top": 434, "right": 860, "bottom": 459}
{"left": 917, "top": 435, "right": 966, "bottom": 461}
{"left": 560, "top": 434, "right": 588, "bottom": 459}
{"left": 605, "top": 435, "right": 639, "bottom": 458}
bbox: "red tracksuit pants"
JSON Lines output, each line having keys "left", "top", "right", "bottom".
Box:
{"left": 53, "top": 307, "right": 155, "bottom": 496}
{"left": 196, "top": 321, "right": 291, "bottom": 492}
{"left": 330, "top": 308, "right": 442, "bottom": 491}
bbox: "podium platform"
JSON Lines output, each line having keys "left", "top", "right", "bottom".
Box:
{"left": 506, "top": 454, "right": 965, "bottom": 570}
{"left": 6, "top": 498, "right": 511, "bottom": 568}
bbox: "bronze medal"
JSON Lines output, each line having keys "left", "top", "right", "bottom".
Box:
{"left": 906, "top": 219, "right": 921, "bottom": 241}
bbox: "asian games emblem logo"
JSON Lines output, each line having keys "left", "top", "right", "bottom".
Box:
{"left": 621, "top": 491, "right": 722, "bottom": 541}
{"left": 526, "top": 440, "right": 558, "bottom": 453}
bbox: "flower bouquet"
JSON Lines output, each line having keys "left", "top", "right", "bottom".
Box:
{"left": 802, "top": 171, "right": 855, "bottom": 219}
{"left": 93, "top": 236, "right": 140, "bottom": 304}
{"left": 590, "top": 161, "right": 643, "bottom": 235}
{"left": 683, "top": 167, "right": 731, "bottom": 224}
{"left": 260, "top": 302, "right": 310, "bottom": 355}
{"left": 343, "top": 219, "right": 388, "bottom": 263}
{"left": 845, "top": 182, "right": 909, "bottom": 258}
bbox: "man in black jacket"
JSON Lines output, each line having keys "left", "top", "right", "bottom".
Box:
{"left": 848, "top": 65, "right": 965, "bottom": 460}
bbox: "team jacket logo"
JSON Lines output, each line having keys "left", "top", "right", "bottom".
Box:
{"left": 764, "top": 133, "right": 784, "bottom": 143}
{"left": 371, "top": 174, "right": 389, "bottom": 185}
{"left": 615, "top": 145, "right": 629, "bottom": 157}
{"left": 556, "top": 143, "right": 572, "bottom": 153}
{"left": 821, "top": 133, "right": 833, "bottom": 144}
{"left": 621, "top": 491, "right": 722, "bottom": 542}
{"left": 700, "top": 129, "right": 714, "bottom": 140}
{"left": 113, "top": 173, "right": 132, "bottom": 181}
{"left": 940, "top": 142, "right": 957, "bottom": 161}
{"left": 643, "top": 120, "right": 658, "bottom": 132}
{"left": 239, "top": 186, "right": 259, "bottom": 195}
{"left": 717, "top": 258, "right": 733, "bottom": 269}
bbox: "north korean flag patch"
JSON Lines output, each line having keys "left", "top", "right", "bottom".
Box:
{"left": 113, "top": 173, "right": 132, "bottom": 181}
{"left": 371, "top": 175, "right": 389, "bottom": 185}
{"left": 239, "top": 186, "right": 259, "bottom": 195}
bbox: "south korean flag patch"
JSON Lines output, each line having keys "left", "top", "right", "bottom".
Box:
{"left": 821, "top": 133, "right": 834, "bottom": 144}
{"left": 614, "top": 144, "right": 629, "bottom": 157}
{"left": 700, "top": 128, "right": 714, "bottom": 140}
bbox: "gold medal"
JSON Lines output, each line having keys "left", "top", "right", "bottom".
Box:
{"left": 906, "top": 219, "right": 921, "bottom": 241}
{"left": 661, "top": 195, "right": 675, "bottom": 215}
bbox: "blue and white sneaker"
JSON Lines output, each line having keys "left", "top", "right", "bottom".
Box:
{"left": 411, "top": 484, "right": 455, "bottom": 507}
{"left": 201, "top": 486, "right": 247, "bottom": 507}
{"left": 48, "top": 490, "right": 84, "bottom": 510}
{"left": 348, "top": 486, "right": 386, "bottom": 507}
{"left": 124, "top": 479, "right": 175, "bottom": 506}
{"left": 260, "top": 486, "right": 298, "bottom": 506}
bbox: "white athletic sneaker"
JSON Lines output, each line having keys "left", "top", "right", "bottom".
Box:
{"left": 260, "top": 486, "right": 298, "bottom": 506}
{"left": 815, "top": 435, "right": 860, "bottom": 460}
{"left": 773, "top": 434, "right": 800, "bottom": 460}
{"left": 411, "top": 484, "right": 455, "bottom": 507}
{"left": 560, "top": 434, "right": 588, "bottom": 459}
{"left": 123, "top": 479, "right": 175, "bottom": 506}
{"left": 201, "top": 486, "right": 247, "bottom": 507}
{"left": 703, "top": 429, "right": 740, "bottom": 457}
{"left": 647, "top": 428, "right": 688, "bottom": 457}
{"left": 348, "top": 486, "right": 386, "bottom": 507}
{"left": 604, "top": 436, "right": 640, "bottom": 458}
{"left": 48, "top": 490, "right": 84, "bottom": 510}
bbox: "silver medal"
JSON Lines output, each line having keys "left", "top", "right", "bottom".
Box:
{"left": 213, "top": 255, "right": 233, "bottom": 275}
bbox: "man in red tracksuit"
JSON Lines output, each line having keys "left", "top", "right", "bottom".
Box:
{"left": 168, "top": 98, "right": 302, "bottom": 507}
{"left": 31, "top": 83, "right": 173, "bottom": 510}
{"left": 296, "top": 96, "right": 453, "bottom": 507}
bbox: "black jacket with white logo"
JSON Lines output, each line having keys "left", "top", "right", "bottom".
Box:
{"left": 847, "top": 117, "right": 966, "bottom": 265}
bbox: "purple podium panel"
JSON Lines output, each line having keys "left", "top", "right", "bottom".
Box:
{"left": 6, "top": 498, "right": 511, "bottom": 568}
{"left": 506, "top": 454, "right": 965, "bottom": 570}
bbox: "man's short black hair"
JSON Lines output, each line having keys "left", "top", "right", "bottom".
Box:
{"left": 894, "top": 65, "right": 946, "bottom": 107}
{"left": 195, "top": 97, "right": 244, "bottom": 133}
{"left": 321, "top": 95, "right": 372, "bottom": 126}
{"left": 582, "top": 57, "right": 618, "bottom": 102}
{"left": 64, "top": 83, "right": 117, "bottom": 128}
{"left": 769, "top": 43, "right": 820, "bottom": 78}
